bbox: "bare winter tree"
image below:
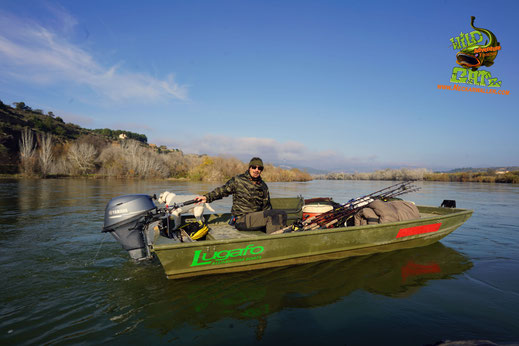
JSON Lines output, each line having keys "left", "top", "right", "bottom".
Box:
{"left": 121, "top": 139, "right": 168, "bottom": 178}
{"left": 19, "top": 128, "right": 38, "bottom": 175}
{"left": 38, "top": 133, "right": 54, "bottom": 177}
{"left": 67, "top": 142, "right": 97, "bottom": 174}
{"left": 122, "top": 139, "right": 140, "bottom": 175}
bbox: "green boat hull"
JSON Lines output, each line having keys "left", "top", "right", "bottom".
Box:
{"left": 152, "top": 206, "right": 472, "bottom": 279}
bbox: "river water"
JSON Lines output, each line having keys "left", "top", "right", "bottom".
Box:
{"left": 0, "top": 179, "right": 518, "bottom": 345}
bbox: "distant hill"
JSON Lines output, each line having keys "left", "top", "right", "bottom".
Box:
{"left": 0, "top": 100, "right": 147, "bottom": 173}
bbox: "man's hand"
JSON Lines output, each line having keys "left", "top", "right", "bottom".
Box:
{"left": 195, "top": 196, "right": 207, "bottom": 204}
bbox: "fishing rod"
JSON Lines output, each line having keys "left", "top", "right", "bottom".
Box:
{"left": 272, "top": 181, "right": 420, "bottom": 234}
{"left": 306, "top": 182, "right": 414, "bottom": 225}
{"left": 308, "top": 183, "right": 419, "bottom": 228}
{"left": 385, "top": 187, "right": 421, "bottom": 199}
{"left": 342, "top": 181, "right": 413, "bottom": 208}
{"left": 297, "top": 182, "right": 412, "bottom": 227}
{"left": 308, "top": 183, "right": 419, "bottom": 230}
{"left": 164, "top": 199, "right": 197, "bottom": 212}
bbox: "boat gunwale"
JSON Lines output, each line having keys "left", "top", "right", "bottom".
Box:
{"left": 163, "top": 230, "right": 460, "bottom": 279}
{"left": 152, "top": 206, "right": 473, "bottom": 251}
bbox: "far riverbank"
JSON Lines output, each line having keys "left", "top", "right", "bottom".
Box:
{"left": 3, "top": 169, "right": 519, "bottom": 184}
{"left": 317, "top": 168, "right": 519, "bottom": 184}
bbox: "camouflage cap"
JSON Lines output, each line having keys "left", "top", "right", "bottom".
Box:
{"left": 249, "top": 157, "right": 264, "bottom": 167}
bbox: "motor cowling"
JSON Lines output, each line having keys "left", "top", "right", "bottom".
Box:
{"left": 103, "top": 194, "right": 157, "bottom": 260}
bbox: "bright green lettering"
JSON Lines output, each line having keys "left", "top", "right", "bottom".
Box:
{"left": 190, "top": 244, "right": 264, "bottom": 267}
{"left": 477, "top": 71, "right": 488, "bottom": 86}
{"left": 450, "top": 37, "right": 461, "bottom": 50}
{"left": 251, "top": 246, "right": 264, "bottom": 255}
{"left": 450, "top": 67, "right": 467, "bottom": 83}
{"left": 202, "top": 252, "right": 214, "bottom": 261}
{"left": 467, "top": 70, "right": 479, "bottom": 85}
{"left": 216, "top": 250, "right": 230, "bottom": 260}
{"left": 191, "top": 250, "right": 212, "bottom": 267}
{"left": 450, "top": 31, "right": 482, "bottom": 51}
{"left": 470, "top": 30, "right": 484, "bottom": 45}
{"left": 243, "top": 244, "right": 254, "bottom": 256}
{"left": 488, "top": 78, "right": 502, "bottom": 88}
{"left": 458, "top": 32, "right": 467, "bottom": 48}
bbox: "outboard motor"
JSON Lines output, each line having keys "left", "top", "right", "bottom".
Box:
{"left": 102, "top": 194, "right": 159, "bottom": 260}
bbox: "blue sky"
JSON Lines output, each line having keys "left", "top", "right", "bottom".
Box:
{"left": 1, "top": 0, "right": 518, "bottom": 172}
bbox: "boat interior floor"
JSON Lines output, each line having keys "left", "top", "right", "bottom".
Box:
{"left": 206, "top": 224, "right": 266, "bottom": 240}
{"left": 154, "top": 210, "right": 443, "bottom": 245}
{"left": 204, "top": 212, "right": 439, "bottom": 240}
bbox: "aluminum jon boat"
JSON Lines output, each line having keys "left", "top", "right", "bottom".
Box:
{"left": 102, "top": 193, "right": 473, "bottom": 280}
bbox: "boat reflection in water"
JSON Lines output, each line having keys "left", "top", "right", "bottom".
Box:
{"left": 117, "top": 242, "right": 472, "bottom": 339}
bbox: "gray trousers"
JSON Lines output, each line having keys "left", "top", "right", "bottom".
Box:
{"left": 235, "top": 210, "right": 287, "bottom": 234}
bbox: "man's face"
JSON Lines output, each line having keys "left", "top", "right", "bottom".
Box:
{"left": 249, "top": 165, "right": 263, "bottom": 179}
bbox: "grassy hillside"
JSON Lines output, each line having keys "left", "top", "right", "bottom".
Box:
{"left": 0, "top": 100, "right": 146, "bottom": 174}
{"left": 0, "top": 100, "right": 312, "bottom": 182}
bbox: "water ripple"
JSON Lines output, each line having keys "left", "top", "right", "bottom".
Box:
{"left": 1, "top": 179, "right": 519, "bottom": 345}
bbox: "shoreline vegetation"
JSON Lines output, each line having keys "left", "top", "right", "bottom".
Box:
{"left": 10, "top": 131, "right": 519, "bottom": 183}
{"left": 3, "top": 168, "right": 518, "bottom": 184}
{"left": 14, "top": 128, "right": 313, "bottom": 182}
{"left": 315, "top": 169, "right": 519, "bottom": 184}
{"left": 0, "top": 101, "right": 312, "bottom": 182}
{"left": 2, "top": 101, "right": 517, "bottom": 183}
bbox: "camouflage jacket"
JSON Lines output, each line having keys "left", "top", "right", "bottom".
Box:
{"left": 204, "top": 170, "right": 271, "bottom": 217}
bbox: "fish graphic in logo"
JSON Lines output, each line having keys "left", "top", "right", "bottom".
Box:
{"left": 456, "top": 16, "right": 501, "bottom": 70}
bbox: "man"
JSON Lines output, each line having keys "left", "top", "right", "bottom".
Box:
{"left": 195, "top": 157, "right": 287, "bottom": 234}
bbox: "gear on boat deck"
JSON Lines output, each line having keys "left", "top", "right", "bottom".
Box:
{"left": 154, "top": 210, "right": 443, "bottom": 247}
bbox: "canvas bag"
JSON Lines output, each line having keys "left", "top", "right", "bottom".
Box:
{"left": 354, "top": 200, "right": 420, "bottom": 226}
